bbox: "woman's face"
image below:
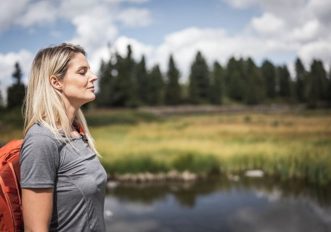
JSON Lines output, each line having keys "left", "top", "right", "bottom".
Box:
{"left": 61, "top": 52, "right": 97, "bottom": 107}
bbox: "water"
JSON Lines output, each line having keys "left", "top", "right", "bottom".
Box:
{"left": 104, "top": 176, "right": 331, "bottom": 232}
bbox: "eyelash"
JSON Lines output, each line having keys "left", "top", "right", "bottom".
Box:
{"left": 79, "top": 70, "right": 87, "bottom": 75}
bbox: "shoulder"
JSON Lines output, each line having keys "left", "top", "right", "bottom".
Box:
{"left": 21, "top": 123, "right": 62, "bottom": 164}
{"left": 25, "top": 123, "right": 55, "bottom": 139}
{"left": 23, "top": 123, "right": 60, "bottom": 148}
{"left": 20, "top": 123, "right": 61, "bottom": 188}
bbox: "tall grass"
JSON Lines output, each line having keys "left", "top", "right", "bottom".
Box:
{"left": 0, "top": 108, "right": 24, "bottom": 144}
{"left": 1, "top": 107, "right": 331, "bottom": 185}
{"left": 91, "top": 110, "right": 331, "bottom": 185}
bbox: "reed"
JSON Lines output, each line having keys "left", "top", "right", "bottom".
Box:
{"left": 1, "top": 108, "right": 330, "bottom": 185}
{"left": 91, "top": 109, "right": 331, "bottom": 185}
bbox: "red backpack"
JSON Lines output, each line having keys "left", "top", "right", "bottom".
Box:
{"left": 0, "top": 123, "right": 85, "bottom": 231}
{"left": 0, "top": 140, "right": 24, "bottom": 232}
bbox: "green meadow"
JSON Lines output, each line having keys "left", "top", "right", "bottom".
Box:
{"left": 1, "top": 107, "right": 331, "bottom": 185}
{"left": 86, "top": 108, "right": 331, "bottom": 186}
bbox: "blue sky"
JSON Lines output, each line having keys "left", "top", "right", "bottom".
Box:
{"left": 0, "top": 0, "right": 258, "bottom": 52}
{"left": 0, "top": 0, "right": 330, "bottom": 99}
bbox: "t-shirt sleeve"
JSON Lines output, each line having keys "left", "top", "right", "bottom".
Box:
{"left": 20, "top": 134, "right": 60, "bottom": 188}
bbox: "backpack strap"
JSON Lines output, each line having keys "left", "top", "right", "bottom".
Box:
{"left": 73, "top": 122, "right": 88, "bottom": 143}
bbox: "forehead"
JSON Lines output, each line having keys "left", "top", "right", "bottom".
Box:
{"left": 68, "top": 52, "right": 89, "bottom": 68}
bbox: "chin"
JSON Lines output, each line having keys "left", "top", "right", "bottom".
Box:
{"left": 87, "top": 96, "right": 96, "bottom": 103}
{"left": 81, "top": 95, "right": 96, "bottom": 106}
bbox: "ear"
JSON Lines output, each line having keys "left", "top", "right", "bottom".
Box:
{"left": 49, "top": 75, "right": 63, "bottom": 91}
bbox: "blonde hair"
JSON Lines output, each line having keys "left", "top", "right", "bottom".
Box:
{"left": 23, "top": 43, "right": 101, "bottom": 157}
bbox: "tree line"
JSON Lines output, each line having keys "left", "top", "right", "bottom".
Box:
{"left": 1, "top": 44, "right": 331, "bottom": 110}
{"left": 96, "top": 45, "right": 331, "bottom": 108}
{"left": 0, "top": 62, "right": 25, "bottom": 110}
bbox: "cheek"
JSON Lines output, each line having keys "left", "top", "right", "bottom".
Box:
{"left": 63, "top": 78, "right": 88, "bottom": 96}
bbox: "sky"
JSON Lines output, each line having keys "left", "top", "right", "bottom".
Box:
{"left": 0, "top": 0, "right": 331, "bottom": 99}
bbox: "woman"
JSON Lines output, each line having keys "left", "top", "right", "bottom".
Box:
{"left": 20, "top": 43, "right": 107, "bottom": 232}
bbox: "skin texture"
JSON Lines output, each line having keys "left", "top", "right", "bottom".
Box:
{"left": 22, "top": 52, "right": 98, "bottom": 232}
{"left": 50, "top": 52, "right": 98, "bottom": 126}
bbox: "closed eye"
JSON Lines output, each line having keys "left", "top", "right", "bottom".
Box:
{"left": 78, "top": 67, "right": 88, "bottom": 75}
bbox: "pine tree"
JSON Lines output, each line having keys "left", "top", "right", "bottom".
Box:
{"left": 96, "top": 58, "right": 114, "bottom": 107}
{"left": 327, "top": 65, "right": 331, "bottom": 106}
{"left": 147, "top": 65, "right": 164, "bottom": 105}
{"left": 209, "top": 61, "right": 224, "bottom": 105}
{"left": 188, "top": 51, "right": 210, "bottom": 104}
{"left": 294, "top": 58, "right": 306, "bottom": 103}
{"left": 12, "top": 62, "right": 23, "bottom": 85}
{"left": 225, "top": 57, "right": 245, "bottom": 102}
{"left": 277, "top": 65, "right": 291, "bottom": 99}
{"left": 244, "top": 58, "right": 265, "bottom": 105}
{"left": 306, "top": 59, "right": 328, "bottom": 107}
{"left": 110, "top": 45, "right": 138, "bottom": 107}
{"left": 261, "top": 59, "right": 276, "bottom": 99}
{"left": 165, "top": 54, "right": 181, "bottom": 105}
{"left": 0, "top": 88, "right": 4, "bottom": 110}
{"left": 135, "top": 55, "right": 149, "bottom": 105}
{"left": 7, "top": 62, "right": 25, "bottom": 109}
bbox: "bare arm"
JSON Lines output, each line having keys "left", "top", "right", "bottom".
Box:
{"left": 22, "top": 188, "right": 53, "bottom": 232}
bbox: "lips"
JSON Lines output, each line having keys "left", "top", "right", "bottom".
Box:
{"left": 87, "top": 87, "right": 95, "bottom": 92}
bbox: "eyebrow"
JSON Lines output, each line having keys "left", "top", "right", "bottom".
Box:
{"left": 76, "top": 65, "right": 90, "bottom": 71}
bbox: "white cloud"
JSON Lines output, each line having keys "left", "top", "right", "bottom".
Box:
{"left": 227, "top": 0, "right": 331, "bottom": 73}
{"left": 107, "top": 27, "right": 298, "bottom": 84}
{"left": 309, "top": 0, "right": 331, "bottom": 25}
{"left": 69, "top": 6, "right": 118, "bottom": 52}
{"left": 224, "top": 0, "right": 257, "bottom": 9}
{"left": 0, "top": 50, "right": 33, "bottom": 84}
{"left": 225, "top": 0, "right": 307, "bottom": 12}
{"left": 167, "top": 27, "right": 295, "bottom": 75}
{"left": 87, "top": 36, "right": 154, "bottom": 76}
{"left": 0, "top": 50, "right": 33, "bottom": 101}
{"left": 250, "top": 13, "right": 285, "bottom": 36}
{"left": 226, "top": 0, "right": 311, "bottom": 25}
{"left": 298, "top": 39, "right": 331, "bottom": 67}
{"left": 289, "top": 19, "right": 322, "bottom": 43}
{"left": 154, "top": 28, "right": 231, "bottom": 75}
{"left": 0, "top": 0, "right": 30, "bottom": 31}
{"left": 59, "top": 0, "right": 110, "bottom": 19}
{"left": 1, "top": 0, "right": 330, "bottom": 100}
{"left": 0, "top": 0, "right": 155, "bottom": 101}
{"left": 99, "top": 0, "right": 330, "bottom": 83}
{"left": 106, "top": 0, "right": 149, "bottom": 3}
{"left": 117, "top": 8, "right": 152, "bottom": 27}
{"left": 124, "top": 0, "right": 149, "bottom": 3}
{"left": 57, "top": 0, "right": 153, "bottom": 70}
{"left": 260, "top": 0, "right": 308, "bottom": 17}
{"left": 17, "top": 1, "right": 57, "bottom": 27}
{"left": 162, "top": 27, "right": 227, "bottom": 51}
{"left": 112, "top": 36, "right": 153, "bottom": 60}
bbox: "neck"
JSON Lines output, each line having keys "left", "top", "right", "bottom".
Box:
{"left": 66, "top": 105, "right": 78, "bottom": 127}
{"left": 62, "top": 97, "right": 79, "bottom": 127}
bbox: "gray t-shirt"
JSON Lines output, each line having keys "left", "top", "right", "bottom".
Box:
{"left": 20, "top": 123, "right": 107, "bottom": 232}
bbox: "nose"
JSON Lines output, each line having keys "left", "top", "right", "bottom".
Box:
{"left": 89, "top": 71, "right": 98, "bottom": 82}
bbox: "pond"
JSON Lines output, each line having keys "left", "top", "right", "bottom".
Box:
{"left": 104, "top": 176, "right": 331, "bottom": 232}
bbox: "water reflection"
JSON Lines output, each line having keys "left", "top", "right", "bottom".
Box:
{"left": 105, "top": 176, "right": 331, "bottom": 232}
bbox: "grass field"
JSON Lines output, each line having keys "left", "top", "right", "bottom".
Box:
{"left": 1, "top": 107, "right": 331, "bottom": 185}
